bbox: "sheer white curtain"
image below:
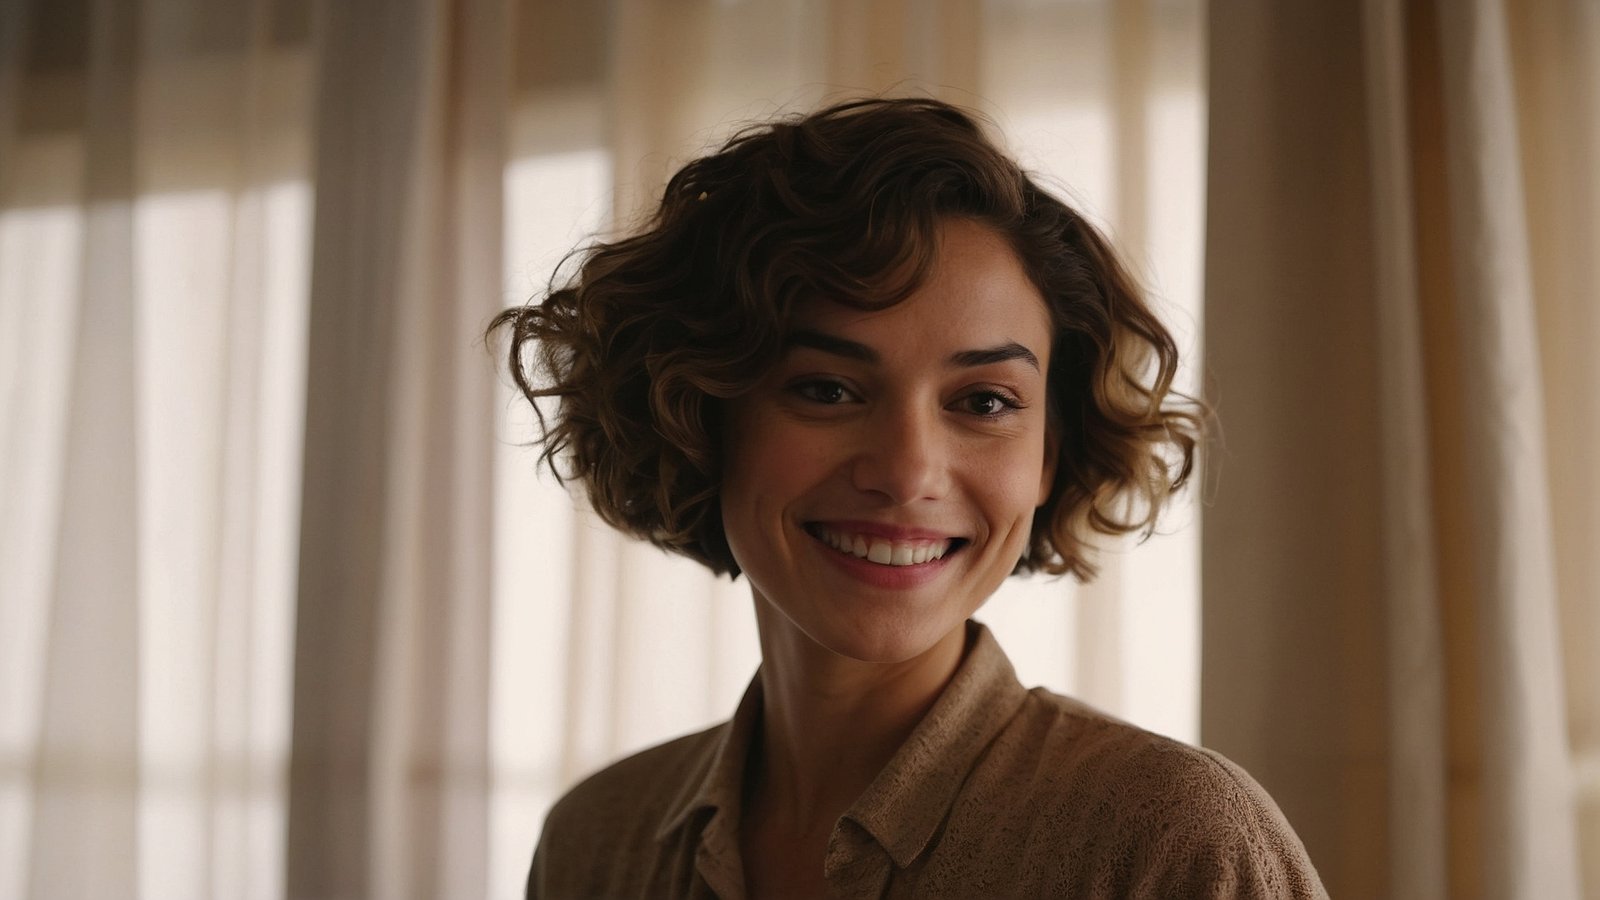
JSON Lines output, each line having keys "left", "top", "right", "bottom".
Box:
{"left": 494, "top": 0, "right": 1209, "bottom": 887}
{"left": 1, "top": 0, "right": 315, "bottom": 897}
{"left": 1, "top": 0, "right": 508, "bottom": 896}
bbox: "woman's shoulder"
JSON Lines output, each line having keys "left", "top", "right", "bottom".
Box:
{"left": 529, "top": 722, "right": 727, "bottom": 899}
{"left": 1011, "top": 687, "right": 1279, "bottom": 811}
{"left": 953, "top": 688, "right": 1327, "bottom": 898}
{"left": 538, "top": 721, "right": 723, "bottom": 842}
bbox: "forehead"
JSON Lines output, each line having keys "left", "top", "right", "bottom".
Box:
{"left": 788, "top": 218, "right": 1053, "bottom": 356}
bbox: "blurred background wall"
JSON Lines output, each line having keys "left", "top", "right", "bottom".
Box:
{"left": 0, "top": 1, "right": 1593, "bottom": 898}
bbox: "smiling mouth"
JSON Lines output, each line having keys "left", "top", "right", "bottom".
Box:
{"left": 805, "top": 524, "right": 967, "bottom": 567}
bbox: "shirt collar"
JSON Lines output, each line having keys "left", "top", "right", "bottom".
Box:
{"left": 654, "top": 673, "right": 763, "bottom": 843}
{"left": 654, "top": 620, "right": 1029, "bottom": 870}
{"left": 842, "top": 620, "right": 1029, "bottom": 868}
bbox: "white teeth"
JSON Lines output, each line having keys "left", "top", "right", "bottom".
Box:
{"left": 814, "top": 527, "right": 954, "bottom": 567}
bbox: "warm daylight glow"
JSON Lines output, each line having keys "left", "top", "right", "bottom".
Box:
{"left": 0, "top": 179, "right": 310, "bottom": 900}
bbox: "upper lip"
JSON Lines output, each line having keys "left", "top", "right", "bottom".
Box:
{"left": 807, "top": 520, "right": 963, "bottom": 542}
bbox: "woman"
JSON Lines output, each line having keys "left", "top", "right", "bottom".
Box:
{"left": 497, "top": 97, "right": 1326, "bottom": 899}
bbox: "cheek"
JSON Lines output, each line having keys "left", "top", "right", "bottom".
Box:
{"left": 1037, "top": 432, "right": 1059, "bottom": 507}
{"left": 719, "top": 408, "right": 826, "bottom": 555}
{"left": 724, "top": 410, "right": 811, "bottom": 494}
{"left": 971, "top": 435, "right": 1051, "bottom": 530}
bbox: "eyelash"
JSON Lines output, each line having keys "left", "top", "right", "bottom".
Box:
{"left": 957, "top": 390, "right": 1025, "bottom": 417}
{"left": 790, "top": 379, "right": 858, "bottom": 405}
{"left": 787, "top": 379, "right": 1026, "bottom": 418}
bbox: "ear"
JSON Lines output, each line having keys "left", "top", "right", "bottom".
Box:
{"left": 1037, "top": 421, "right": 1059, "bottom": 507}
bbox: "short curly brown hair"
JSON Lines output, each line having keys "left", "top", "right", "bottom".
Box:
{"left": 491, "top": 96, "right": 1202, "bottom": 581}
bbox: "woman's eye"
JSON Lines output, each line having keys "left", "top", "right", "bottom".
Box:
{"left": 957, "top": 391, "right": 1022, "bottom": 417}
{"left": 791, "top": 379, "right": 856, "bottom": 404}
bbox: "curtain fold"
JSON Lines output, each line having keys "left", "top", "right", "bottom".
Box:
{"left": 287, "top": 0, "right": 506, "bottom": 898}
{"left": 27, "top": 2, "right": 143, "bottom": 894}
{"left": 1202, "top": 1, "right": 1596, "bottom": 897}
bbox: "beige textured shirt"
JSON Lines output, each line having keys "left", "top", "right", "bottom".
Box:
{"left": 529, "top": 622, "right": 1327, "bottom": 899}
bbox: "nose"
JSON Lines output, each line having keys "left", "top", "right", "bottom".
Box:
{"left": 849, "top": 402, "right": 950, "bottom": 504}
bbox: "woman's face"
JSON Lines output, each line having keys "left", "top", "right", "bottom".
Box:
{"left": 721, "top": 217, "right": 1057, "bottom": 665}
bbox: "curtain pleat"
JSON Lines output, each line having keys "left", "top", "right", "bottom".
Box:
{"left": 288, "top": 0, "right": 505, "bottom": 897}
{"left": 1361, "top": 1, "right": 1450, "bottom": 895}
{"left": 1507, "top": 2, "right": 1600, "bottom": 892}
{"left": 1422, "top": 3, "right": 1578, "bottom": 894}
{"left": 26, "top": 0, "right": 142, "bottom": 897}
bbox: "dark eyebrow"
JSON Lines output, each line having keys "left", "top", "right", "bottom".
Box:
{"left": 784, "top": 330, "right": 1041, "bottom": 371}
{"left": 783, "top": 329, "right": 878, "bottom": 362}
{"left": 950, "top": 342, "right": 1040, "bottom": 371}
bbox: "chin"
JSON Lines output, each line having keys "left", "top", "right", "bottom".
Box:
{"left": 796, "top": 602, "right": 967, "bottom": 666}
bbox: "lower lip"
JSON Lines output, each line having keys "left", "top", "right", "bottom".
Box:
{"left": 809, "top": 532, "right": 958, "bottom": 590}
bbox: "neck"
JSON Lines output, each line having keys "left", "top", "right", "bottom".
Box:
{"left": 745, "top": 604, "right": 969, "bottom": 835}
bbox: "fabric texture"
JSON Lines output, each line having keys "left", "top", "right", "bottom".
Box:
{"left": 529, "top": 622, "right": 1326, "bottom": 899}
